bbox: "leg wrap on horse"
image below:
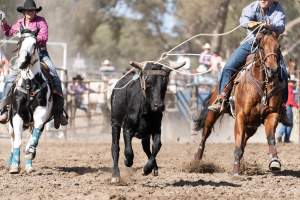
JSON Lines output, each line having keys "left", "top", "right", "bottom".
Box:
{"left": 30, "top": 128, "right": 41, "bottom": 147}
{"left": 11, "top": 148, "right": 20, "bottom": 166}
{"left": 267, "top": 136, "right": 276, "bottom": 146}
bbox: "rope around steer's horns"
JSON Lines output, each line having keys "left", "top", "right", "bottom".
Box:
{"left": 130, "top": 60, "right": 187, "bottom": 71}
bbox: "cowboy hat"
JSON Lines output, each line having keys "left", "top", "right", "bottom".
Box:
{"left": 202, "top": 43, "right": 211, "bottom": 50}
{"left": 289, "top": 74, "right": 298, "bottom": 83}
{"left": 73, "top": 74, "right": 84, "bottom": 81}
{"left": 17, "top": 0, "right": 42, "bottom": 13}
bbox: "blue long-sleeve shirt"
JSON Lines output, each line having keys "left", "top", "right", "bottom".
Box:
{"left": 240, "top": 1, "right": 285, "bottom": 44}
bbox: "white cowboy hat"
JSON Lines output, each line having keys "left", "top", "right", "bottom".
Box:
{"left": 289, "top": 74, "right": 298, "bottom": 82}
{"left": 202, "top": 43, "right": 211, "bottom": 50}
{"left": 102, "top": 59, "right": 111, "bottom": 66}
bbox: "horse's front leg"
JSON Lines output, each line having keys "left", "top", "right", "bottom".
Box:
{"left": 8, "top": 124, "right": 15, "bottom": 167}
{"left": 10, "top": 114, "right": 24, "bottom": 174}
{"left": 24, "top": 106, "right": 48, "bottom": 173}
{"left": 143, "top": 132, "right": 162, "bottom": 176}
{"left": 233, "top": 112, "right": 246, "bottom": 176}
{"left": 264, "top": 113, "right": 281, "bottom": 171}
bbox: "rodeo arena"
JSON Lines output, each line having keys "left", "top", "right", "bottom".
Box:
{"left": 0, "top": 0, "right": 300, "bottom": 200}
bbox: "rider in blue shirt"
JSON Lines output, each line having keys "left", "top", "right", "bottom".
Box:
{"left": 208, "top": 0, "right": 290, "bottom": 125}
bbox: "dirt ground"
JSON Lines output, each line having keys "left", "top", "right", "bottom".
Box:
{"left": 0, "top": 135, "right": 299, "bottom": 200}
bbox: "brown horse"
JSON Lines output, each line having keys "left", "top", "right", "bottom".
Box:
{"left": 193, "top": 30, "right": 285, "bottom": 175}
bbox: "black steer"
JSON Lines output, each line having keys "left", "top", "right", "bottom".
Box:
{"left": 110, "top": 61, "right": 185, "bottom": 183}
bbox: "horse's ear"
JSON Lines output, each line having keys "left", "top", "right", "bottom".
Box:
{"left": 272, "top": 32, "right": 279, "bottom": 39}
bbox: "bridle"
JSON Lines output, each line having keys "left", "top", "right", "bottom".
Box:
{"left": 15, "top": 33, "right": 46, "bottom": 100}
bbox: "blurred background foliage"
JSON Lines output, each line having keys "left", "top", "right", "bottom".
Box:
{"left": 0, "top": 0, "right": 300, "bottom": 70}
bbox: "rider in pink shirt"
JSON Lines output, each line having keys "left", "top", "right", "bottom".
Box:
{"left": 0, "top": 0, "right": 67, "bottom": 128}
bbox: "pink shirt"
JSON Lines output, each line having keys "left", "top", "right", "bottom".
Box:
{"left": 1, "top": 15, "right": 48, "bottom": 48}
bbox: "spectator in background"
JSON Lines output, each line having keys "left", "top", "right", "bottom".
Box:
{"left": 68, "top": 75, "right": 89, "bottom": 112}
{"left": 0, "top": 49, "right": 9, "bottom": 76}
{"left": 211, "top": 52, "right": 224, "bottom": 80}
{"left": 197, "top": 43, "right": 213, "bottom": 72}
{"left": 99, "top": 59, "right": 116, "bottom": 80}
{"left": 0, "top": 49, "right": 9, "bottom": 98}
{"left": 277, "top": 75, "right": 299, "bottom": 143}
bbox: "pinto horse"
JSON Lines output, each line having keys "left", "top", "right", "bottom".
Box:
{"left": 194, "top": 30, "right": 285, "bottom": 175}
{"left": 8, "top": 29, "right": 53, "bottom": 174}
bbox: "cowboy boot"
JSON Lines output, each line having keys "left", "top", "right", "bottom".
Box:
{"left": 0, "top": 106, "right": 8, "bottom": 123}
{"left": 208, "top": 94, "right": 225, "bottom": 113}
{"left": 0, "top": 81, "right": 14, "bottom": 123}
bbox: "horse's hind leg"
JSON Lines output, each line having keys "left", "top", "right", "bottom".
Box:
{"left": 194, "top": 111, "right": 220, "bottom": 160}
{"left": 10, "top": 115, "right": 24, "bottom": 174}
{"left": 142, "top": 136, "right": 158, "bottom": 176}
{"left": 264, "top": 113, "right": 281, "bottom": 171}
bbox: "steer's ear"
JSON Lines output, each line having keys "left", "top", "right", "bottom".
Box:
{"left": 130, "top": 61, "right": 144, "bottom": 71}
{"left": 171, "top": 61, "right": 186, "bottom": 70}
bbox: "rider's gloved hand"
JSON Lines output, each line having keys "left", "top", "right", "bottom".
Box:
{"left": 0, "top": 10, "right": 6, "bottom": 22}
{"left": 262, "top": 21, "right": 272, "bottom": 30}
{"left": 248, "top": 21, "right": 263, "bottom": 29}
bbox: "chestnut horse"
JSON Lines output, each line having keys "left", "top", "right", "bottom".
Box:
{"left": 193, "top": 30, "right": 285, "bottom": 175}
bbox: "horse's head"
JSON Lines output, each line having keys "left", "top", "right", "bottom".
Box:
{"left": 130, "top": 61, "right": 185, "bottom": 112}
{"left": 257, "top": 29, "right": 280, "bottom": 79}
{"left": 16, "top": 29, "right": 38, "bottom": 70}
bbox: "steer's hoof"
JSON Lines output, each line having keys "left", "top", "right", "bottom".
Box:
{"left": 111, "top": 177, "right": 120, "bottom": 184}
{"left": 124, "top": 159, "right": 133, "bottom": 167}
{"left": 143, "top": 166, "right": 153, "bottom": 176}
{"left": 9, "top": 165, "right": 20, "bottom": 174}
{"left": 153, "top": 169, "right": 158, "bottom": 176}
{"left": 269, "top": 158, "right": 281, "bottom": 172}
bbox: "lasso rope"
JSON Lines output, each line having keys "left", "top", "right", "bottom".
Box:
{"left": 113, "top": 23, "right": 265, "bottom": 90}
{"left": 0, "top": 34, "right": 19, "bottom": 48}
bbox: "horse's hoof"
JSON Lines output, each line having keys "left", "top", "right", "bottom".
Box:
{"left": 111, "top": 177, "right": 120, "bottom": 184}
{"left": 153, "top": 169, "right": 158, "bottom": 176}
{"left": 269, "top": 159, "right": 281, "bottom": 172}
{"left": 231, "top": 173, "right": 244, "bottom": 181}
{"left": 25, "top": 166, "right": 34, "bottom": 174}
{"left": 9, "top": 166, "right": 20, "bottom": 174}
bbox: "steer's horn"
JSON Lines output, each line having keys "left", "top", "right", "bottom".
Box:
{"left": 130, "top": 61, "right": 144, "bottom": 70}
{"left": 171, "top": 61, "right": 186, "bottom": 70}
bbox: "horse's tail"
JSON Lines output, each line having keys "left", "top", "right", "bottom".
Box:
{"left": 193, "top": 92, "right": 212, "bottom": 131}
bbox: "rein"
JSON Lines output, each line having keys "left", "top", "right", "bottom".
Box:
{"left": 246, "top": 44, "right": 282, "bottom": 106}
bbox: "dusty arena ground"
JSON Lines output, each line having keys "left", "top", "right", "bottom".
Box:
{"left": 0, "top": 135, "right": 299, "bottom": 200}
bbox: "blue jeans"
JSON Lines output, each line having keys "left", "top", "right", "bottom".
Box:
{"left": 218, "top": 42, "right": 288, "bottom": 102}
{"left": 277, "top": 105, "right": 293, "bottom": 141}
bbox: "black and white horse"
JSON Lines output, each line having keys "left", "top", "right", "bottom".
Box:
{"left": 8, "top": 30, "right": 53, "bottom": 174}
